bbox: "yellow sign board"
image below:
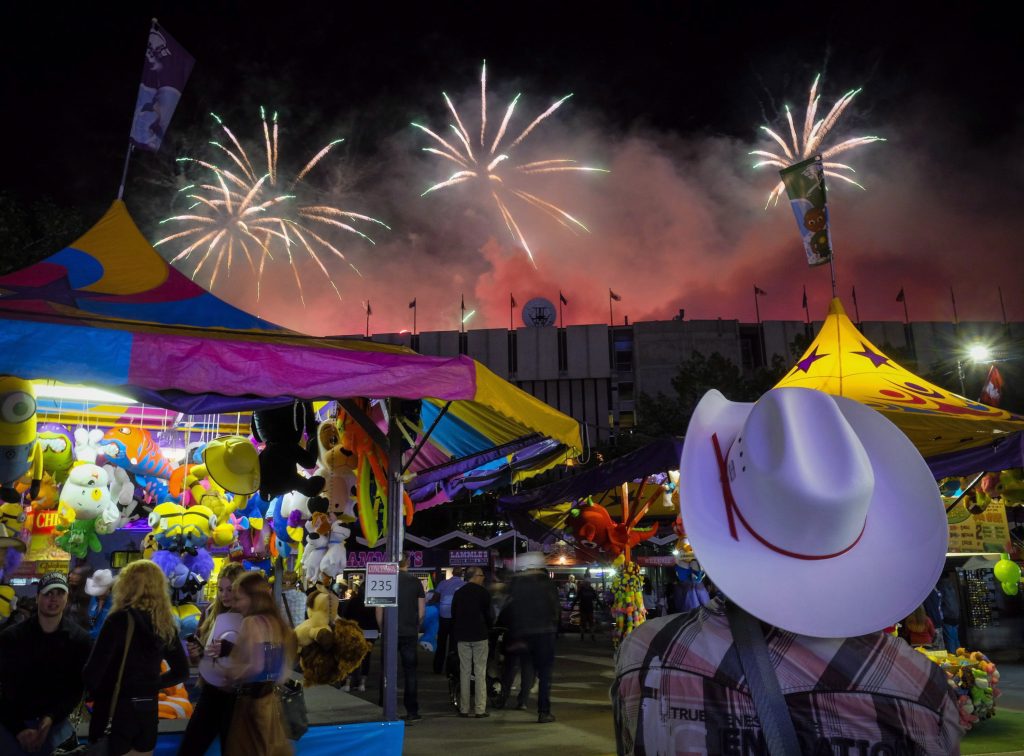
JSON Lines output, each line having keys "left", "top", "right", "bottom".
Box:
{"left": 947, "top": 501, "right": 1012, "bottom": 554}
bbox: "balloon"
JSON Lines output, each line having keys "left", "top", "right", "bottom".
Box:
{"left": 1001, "top": 581, "right": 1019, "bottom": 596}
{"left": 993, "top": 553, "right": 1021, "bottom": 585}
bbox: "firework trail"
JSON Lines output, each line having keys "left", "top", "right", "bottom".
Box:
{"left": 751, "top": 75, "right": 885, "bottom": 208}
{"left": 414, "top": 61, "right": 608, "bottom": 266}
{"left": 155, "top": 108, "right": 388, "bottom": 305}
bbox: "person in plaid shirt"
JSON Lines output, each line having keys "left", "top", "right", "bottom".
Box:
{"left": 613, "top": 388, "right": 963, "bottom": 755}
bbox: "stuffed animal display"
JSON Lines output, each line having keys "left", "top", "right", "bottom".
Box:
{"left": 37, "top": 423, "right": 75, "bottom": 485}
{"left": 610, "top": 559, "right": 646, "bottom": 648}
{"left": 54, "top": 464, "right": 120, "bottom": 558}
{"left": 314, "top": 419, "right": 358, "bottom": 523}
{"left": 921, "top": 647, "right": 1001, "bottom": 730}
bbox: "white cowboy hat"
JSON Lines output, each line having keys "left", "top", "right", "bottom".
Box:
{"left": 85, "top": 569, "right": 115, "bottom": 597}
{"left": 680, "top": 387, "right": 947, "bottom": 638}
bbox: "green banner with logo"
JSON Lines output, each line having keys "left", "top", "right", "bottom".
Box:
{"left": 780, "top": 155, "right": 833, "bottom": 267}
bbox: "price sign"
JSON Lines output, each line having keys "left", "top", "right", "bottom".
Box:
{"left": 365, "top": 562, "right": 399, "bottom": 607}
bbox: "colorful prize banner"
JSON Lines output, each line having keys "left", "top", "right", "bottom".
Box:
{"left": 946, "top": 500, "right": 1014, "bottom": 556}
{"left": 780, "top": 155, "right": 834, "bottom": 267}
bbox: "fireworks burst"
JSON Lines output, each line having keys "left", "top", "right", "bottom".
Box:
{"left": 155, "top": 108, "right": 388, "bottom": 305}
{"left": 751, "top": 75, "right": 885, "bottom": 208}
{"left": 414, "top": 61, "right": 608, "bottom": 266}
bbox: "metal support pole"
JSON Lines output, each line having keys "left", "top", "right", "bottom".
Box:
{"left": 381, "top": 398, "right": 405, "bottom": 721}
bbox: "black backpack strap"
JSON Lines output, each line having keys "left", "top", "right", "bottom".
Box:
{"left": 725, "top": 602, "right": 801, "bottom": 756}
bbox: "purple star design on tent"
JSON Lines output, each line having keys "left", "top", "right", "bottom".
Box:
{"left": 796, "top": 346, "right": 829, "bottom": 373}
{"left": 851, "top": 342, "right": 891, "bottom": 368}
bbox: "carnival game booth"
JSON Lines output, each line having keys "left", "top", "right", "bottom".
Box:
{"left": 773, "top": 298, "right": 1024, "bottom": 731}
{"left": 0, "top": 201, "right": 582, "bottom": 753}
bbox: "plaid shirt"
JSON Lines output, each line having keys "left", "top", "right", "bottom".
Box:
{"left": 612, "top": 597, "right": 963, "bottom": 755}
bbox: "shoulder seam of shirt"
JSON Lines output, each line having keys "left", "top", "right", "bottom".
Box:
{"left": 614, "top": 663, "right": 952, "bottom": 715}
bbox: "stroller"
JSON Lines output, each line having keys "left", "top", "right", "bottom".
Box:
{"left": 446, "top": 625, "right": 507, "bottom": 711}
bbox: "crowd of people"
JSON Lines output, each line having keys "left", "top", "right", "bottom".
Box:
{"left": 0, "top": 560, "right": 297, "bottom": 756}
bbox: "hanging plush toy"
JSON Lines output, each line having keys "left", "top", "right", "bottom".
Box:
{"left": 318, "top": 521, "right": 351, "bottom": 579}
{"left": 335, "top": 401, "right": 414, "bottom": 545}
{"left": 98, "top": 425, "right": 175, "bottom": 504}
{"left": 250, "top": 402, "right": 325, "bottom": 500}
{"left": 301, "top": 521, "right": 330, "bottom": 584}
{"left": 148, "top": 502, "right": 187, "bottom": 552}
{"left": 180, "top": 505, "right": 218, "bottom": 555}
{"left": 37, "top": 422, "right": 74, "bottom": 485}
{"left": 73, "top": 428, "right": 105, "bottom": 464}
{"left": 610, "top": 558, "right": 646, "bottom": 648}
{"left": 268, "top": 495, "right": 301, "bottom": 559}
{"left": 298, "top": 618, "right": 371, "bottom": 687}
{"left": 315, "top": 419, "right": 358, "bottom": 523}
{"left": 54, "top": 463, "right": 120, "bottom": 558}
{"left": 0, "top": 376, "right": 43, "bottom": 504}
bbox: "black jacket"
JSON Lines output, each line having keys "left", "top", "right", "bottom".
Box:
{"left": 342, "top": 590, "right": 379, "bottom": 632}
{"left": 450, "top": 582, "right": 492, "bottom": 643}
{"left": 507, "top": 572, "right": 560, "bottom": 637}
{"left": 0, "top": 614, "right": 92, "bottom": 733}
{"left": 83, "top": 608, "right": 189, "bottom": 701}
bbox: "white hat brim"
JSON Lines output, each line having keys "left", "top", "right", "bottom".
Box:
{"left": 680, "top": 389, "right": 948, "bottom": 638}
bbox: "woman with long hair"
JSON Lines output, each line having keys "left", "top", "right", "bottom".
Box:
{"left": 83, "top": 560, "right": 188, "bottom": 756}
{"left": 211, "top": 571, "right": 296, "bottom": 756}
{"left": 177, "top": 561, "right": 245, "bottom": 756}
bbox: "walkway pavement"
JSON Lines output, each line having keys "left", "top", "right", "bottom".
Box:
{"left": 346, "top": 631, "right": 618, "bottom": 756}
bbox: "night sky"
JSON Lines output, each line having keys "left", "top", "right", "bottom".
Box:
{"left": 4, "top": 4, "right": 1023, "bottom": 335}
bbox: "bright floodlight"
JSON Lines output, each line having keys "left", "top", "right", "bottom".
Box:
{"left": 968, "top": 344, "right": 992, "bottom": 362}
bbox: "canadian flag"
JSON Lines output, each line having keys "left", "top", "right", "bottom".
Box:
{"left": 979, "top": 365, "right": 1005, "bottom": 407}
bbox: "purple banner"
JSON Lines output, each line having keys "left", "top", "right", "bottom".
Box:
{"left": 130, "top": 23, "right": 195, "bottom": 151}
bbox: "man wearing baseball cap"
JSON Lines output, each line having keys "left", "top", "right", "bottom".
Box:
{"left": 612, "top": 388, "right": 963, "bottom": 754}
{"left": 0, "top": 572, "right": 93, "bottom": 755}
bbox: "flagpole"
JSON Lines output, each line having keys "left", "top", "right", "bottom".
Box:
{"left": 901, "top": 286, "right": 909, "bottom": 324}
{"left": 413, "top": 302, "right": 417, "bottom": 336}
{"left": 365, "top": 303, "right": 370, "bottom": 338}
{"left": 998, "top": 286, "right": 1007, "bottom": 326}
{"left": 950, "top": 286, "right": 959, "bottom": 327}
{"left": 802, "top": 285, "right": 810, "bottom": 325}
{"left": 852, "top": 285, "right": 861, "bottom": 324}
{"left": 509, "top": 294, "right": 514, "bottom": 332}
{"left": 608, "top": 291, "right": 614, "bottom": 327}
{"left": 828, "top": 255, "right": 838, "bottom": 300}
{"left": 753, "top": 287, "right": 761, "bottom": 324}
{"left": 460, "top": 293, "right": 465, "bottom": 334}
{"left": 558, "top": 293, "right": 563, "bottom": 330}
{"left": 116, "top": 143, "right": 136, "bottom": 200}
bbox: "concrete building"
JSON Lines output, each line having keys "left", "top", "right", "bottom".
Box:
{"left": 363, "top": 313, "right": 1022, "bottom": 446}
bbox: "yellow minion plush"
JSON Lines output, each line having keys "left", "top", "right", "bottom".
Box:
{"left": 0, "top": 376, "right": 43, "bottom": 504}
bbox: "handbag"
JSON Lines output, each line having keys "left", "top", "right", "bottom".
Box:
{"left": 278, "top": 598, "right": 309, "bottom": 740}
{"left": 725, "top": 602, "right": 801, "bottom": 756}
{"left": 84, "top": 612, "right": 136, "bottom": 756}
{"left": 279, "top": 679, "right": 309, "bottom": 740}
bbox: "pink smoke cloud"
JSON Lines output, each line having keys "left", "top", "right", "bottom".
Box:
{"left": 199, "top": 111, "right": 1024, "bottom": 337}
